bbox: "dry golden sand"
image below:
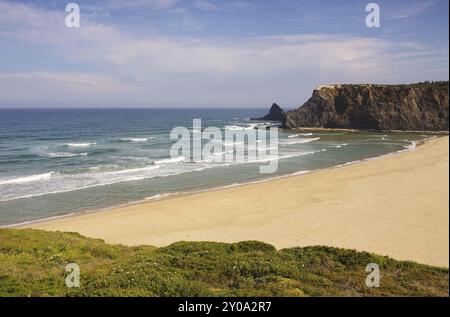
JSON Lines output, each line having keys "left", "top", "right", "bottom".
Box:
{"left": 26, "top": 136, "right": 449, "bottom": 267}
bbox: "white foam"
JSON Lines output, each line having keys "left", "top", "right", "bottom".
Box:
{"left": 257, "top": 146, "right": 278, "bottom": 151}
{"left": 285, "top": 137, "right": 320, "bottom": 145}
{"left": 121, "top": 137, "right": 153, "bottom": 142}
{"left": 144, "top": 193, "right": 171, "bottom": 201}
{"left": 288, "top": 133, "right": 313, "bottom": 138}
{"left": 290, "top": 170, "right": 312, "bottom": 176}
{"left": 279, "top": 149, "right": 325, "bottom": 160}
{"left": 46, "top": 152, "right": 88, "bottom": 158}
{"left": 211, "top": 151, "right": 226, "bottom": 156}
{"left": 225, "top": 125, "right": 244, "bottom": 131}
{"left": 224, "top": 124, "right": 257, "bottom": 131}
{"left": 403, "top": 141, "right": 416, "bottom": 149}
{"left": 66, "top": 142, "right": 96, "bottom": 147}
{"left": 0, "top": 172, "right": 55, "bottom": 185}
{"left": 222, "top": 141, "right": 244, "bottom": 146}
{"left": 0, "top": 164, "right": 164, "bottom": 202}
{"left": 154, "top": 156, "right": 185, "bottom": 164}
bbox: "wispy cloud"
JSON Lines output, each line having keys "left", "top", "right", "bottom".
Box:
{"left": 389, "top": 0, "right": 438, "bottom": 19}
{"left": 192, "top": 0, "right": 220, "bottom": 12}
{"left": 88, "top": 0, "right": 181, "bottom": 11}
{"left": 0, "top": 0, "right": 448, "bottom": 107}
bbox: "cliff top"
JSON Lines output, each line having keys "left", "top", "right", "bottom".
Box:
{"left": 314, "top": 81, "right": 449, "bottom": 91}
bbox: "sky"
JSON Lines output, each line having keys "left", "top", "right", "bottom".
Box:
{"left": 0, "top": 0, "right": 448, "bottom": 108}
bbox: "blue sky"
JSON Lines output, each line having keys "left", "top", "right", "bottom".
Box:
{"left": 0, "top": 0, "right": 448, "bottom": 107}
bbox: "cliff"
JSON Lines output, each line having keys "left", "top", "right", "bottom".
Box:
{"left": 282, "top": 83, "right": 449, "bottom": 131}
{"left": 252, "top": 103, "right": 286, "bottom": 121}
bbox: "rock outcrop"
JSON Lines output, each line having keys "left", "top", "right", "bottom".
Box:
{"left": 282, "top": 83, "right": 449, "bottom": 131}
{"left": 252, "top": 103, "right": 286, "bottom": 121}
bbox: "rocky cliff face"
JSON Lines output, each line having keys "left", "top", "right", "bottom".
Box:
{"left": 283, "top": 84, "right": 449, "bottom": 131}
{"left": 252, "top": 103, "right": 286, "bottom": 121}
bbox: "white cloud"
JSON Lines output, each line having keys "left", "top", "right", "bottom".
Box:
{"left": 87, "top": 0, "right": 181, "bottom": 11}
{"left": 192, "top": 0, "right": 220, "bottom": 12}
{"left": 0, "top": 0, "right": 448, "bottom": 107}
{"left": 389, "top": 0, "right": 437, "bottom": 19}
{"left": 0, "top": 72, "right": 136, "bottom": 103}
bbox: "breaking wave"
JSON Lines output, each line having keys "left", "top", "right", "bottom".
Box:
{"left": 66, "top": 142, "right": 96, "bottom": 148}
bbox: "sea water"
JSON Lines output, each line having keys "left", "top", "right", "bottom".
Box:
{"left": 0, "top": 108, "right": 436, "bottom": 226}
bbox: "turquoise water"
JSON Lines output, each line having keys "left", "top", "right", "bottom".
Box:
{"left": 0, "top": 108, "right": 435, "bottom": 226}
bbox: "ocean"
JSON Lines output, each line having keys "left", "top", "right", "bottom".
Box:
{"left": 0, "top": 108, "right": 435, "bottom": 226}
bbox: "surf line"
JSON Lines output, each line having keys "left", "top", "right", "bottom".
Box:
{"left": 170, "top": 119, "right": 280, "bottom": 174}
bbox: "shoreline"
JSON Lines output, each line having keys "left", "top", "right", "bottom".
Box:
{"left": 9, "top": 136, "right": 429, "bottom": 229}
{"left": 22, "top": 136, "right": 449, "bottom": 267}
{"left": 282, "top": 127, "right": 450, "bottom": 134}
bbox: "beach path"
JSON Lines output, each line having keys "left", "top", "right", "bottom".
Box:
{"left": 26, "top": 136, "right": 449, "bottom": 267}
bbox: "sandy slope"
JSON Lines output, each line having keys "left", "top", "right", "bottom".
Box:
{"left": 26, "top": 136, "right": 449, "bottom": 267}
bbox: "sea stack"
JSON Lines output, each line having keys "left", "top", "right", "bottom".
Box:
{"left": 282, "top": 83, "right": 449, "bottom": 131}
{"left": 252, "top": 103, "right": 286, "bottom": 121}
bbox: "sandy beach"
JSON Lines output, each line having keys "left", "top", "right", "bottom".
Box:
{"left": 25, "top": 136, "right": 449, "bottom": 267}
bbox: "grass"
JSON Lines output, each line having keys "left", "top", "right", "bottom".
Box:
{"left": 0, "top": 228, "right": 448, "bottom": 297}
{"left": 403, "top": 81, "right": 449, "bottom": 89}
{"left": 340, "top": 81, "right": 449, "bottom": 89}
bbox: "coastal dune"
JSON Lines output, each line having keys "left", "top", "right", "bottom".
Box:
{"left": 26, "top": 136, "right": 449, "bottom": 267}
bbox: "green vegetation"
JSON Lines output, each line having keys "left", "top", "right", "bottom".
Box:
{"left": 0, "top": 228, "right": 448, "bottom": 297}
{"left": 403, "top": 81, "right": 449, "bottom": 89}
{"left": 340, "top": 81, "right": 449, "bottom": 89}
